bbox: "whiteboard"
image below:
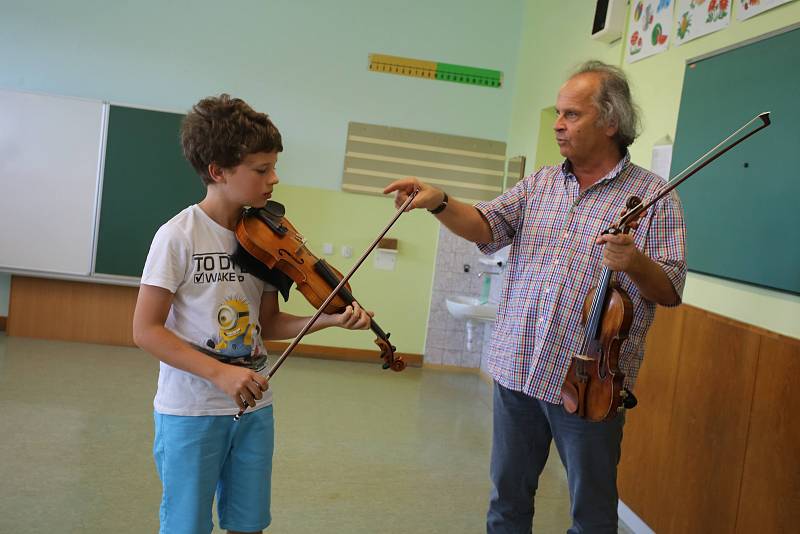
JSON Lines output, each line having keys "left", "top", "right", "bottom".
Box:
{"left": 0, "top": 89, "right": 106, "bottom": 276}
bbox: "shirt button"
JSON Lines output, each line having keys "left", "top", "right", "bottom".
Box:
{"left": 562, "top": 232, "right": 569, "bottom": 239}
{"left": 544, "top": 287, "right": 550, "bottom": 294}
{"left": 552, "top": 259, "right": 559, "bottom": 266}
{"left": 538, "top": 318, "right": 544, "bottom": 324}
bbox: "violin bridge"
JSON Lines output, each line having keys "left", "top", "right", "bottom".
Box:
{"left": 573, "top": 353, "right": 593, "bottom": 361}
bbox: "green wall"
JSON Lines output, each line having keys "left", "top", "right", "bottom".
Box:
{"left": 0, "top": 274, "right": 8, "bottom": 316}
{"left": 263, "top": 185, "right": 439, "bottom": 352}
{"left": 508, "top": 1, "right": 800, "bottom": 339}
{"left": 533, "top": 106, "right": 560, "bottom": 169}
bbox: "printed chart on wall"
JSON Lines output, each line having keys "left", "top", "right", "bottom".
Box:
{"left": 738, "top": 0, "right": 797, "bottom": 20}
{"left": 626, "top": 0, "right": 676, "bottom": 62}
{"left": 675, "top": 0, "right": 732, "bottom": 45}
{"left": 368, "top": 53, "right": 503, "bottom": 88}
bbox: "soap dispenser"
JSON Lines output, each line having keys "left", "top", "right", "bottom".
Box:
{"left": 479, "top": 273, "right": 492, "bottom": 304}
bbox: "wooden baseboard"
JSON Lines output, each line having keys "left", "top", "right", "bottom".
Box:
{"left": 0, "top": 316, "right": 6, "bottom": 332}
{"left": 7, "top": 276, "right": 424, "bottom": 367}
{"left": 265, "top": 341, "right": 422, "bottom": 367}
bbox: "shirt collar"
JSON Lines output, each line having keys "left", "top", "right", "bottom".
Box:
{"left": 561, "top": 151, "right": 631, "bottom": 186}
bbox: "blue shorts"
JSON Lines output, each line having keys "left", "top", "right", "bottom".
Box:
{"left": 153, "top": 405, "right": 274, "bottom": 534}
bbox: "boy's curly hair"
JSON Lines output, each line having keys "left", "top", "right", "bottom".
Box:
{"left": 181, "top": 94, "right": 283, "bottom": 185}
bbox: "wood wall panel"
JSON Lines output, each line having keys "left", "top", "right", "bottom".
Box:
{"left": 618, "top": 305, "right": 686, "bottom": 526}
{"left": 7, "top": 276, "right": 422, "bottom": 365}
{"left": 735, "top": 335, "right": 800, "bottom": 532}
{"left": 659, "top": 307, "right": 761, "bottom": 533}
{"left": 8, "top": 276, "right": 138, "bottom": 345}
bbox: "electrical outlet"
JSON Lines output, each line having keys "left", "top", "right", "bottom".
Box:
{"left": 340, "top": 245, "right": 353, "bottom": 258}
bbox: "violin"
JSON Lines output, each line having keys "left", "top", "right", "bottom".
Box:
{"left": 561, "top": 111, "right": 772, "bottom": 421}
{"left": 234, "top": 200, "right": 406, "bottom": 372}
{"left": 561, "top": 197, "right": 640, "bottom": 421}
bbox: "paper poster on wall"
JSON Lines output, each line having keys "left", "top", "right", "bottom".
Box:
{"left": 738, "top": 0, "right": 796, "bottom": 20}
{"left": 675, "top": 0, "right": 732, "bottom": 45}
{"left": 626, "top": 0, "right": 676, "bottom": 63}
{"left": 650, "top": 142, "right": 673, "bottom": 180}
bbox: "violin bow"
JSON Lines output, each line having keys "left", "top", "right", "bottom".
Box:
{"left": 234, "top": 188, "right": 420, "bottom": 420}
{"left": 615, "top": 112, "right": 771, "bottom": 230}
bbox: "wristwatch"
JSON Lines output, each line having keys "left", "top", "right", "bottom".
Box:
{"left": 428, "top": 191, "right": 449, "bottom": 215}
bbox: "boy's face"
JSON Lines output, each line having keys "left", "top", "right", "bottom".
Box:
{"left": 219, "top": 151, "right": 279, "bottom": 208}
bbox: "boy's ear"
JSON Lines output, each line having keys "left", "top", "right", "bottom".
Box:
{"left": 207, "top": 162, "right": 226, "bottom": 183}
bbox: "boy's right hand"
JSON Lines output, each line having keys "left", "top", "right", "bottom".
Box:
{"left": 212, "top": 364, "right": 269, "bottom": 410}
{"left": 383, "top": 178, "right": 444, "bottom": 212}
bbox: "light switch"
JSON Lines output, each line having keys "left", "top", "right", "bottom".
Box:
{"left": 322, "top": 243, "right": 334, "bottom": 255}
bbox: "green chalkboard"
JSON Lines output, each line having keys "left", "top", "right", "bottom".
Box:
{"left": 673, "top": 26, "right": 800, "bottom": 295}
{"left": 95, "top": 105, "right": 204, "bottom": 277}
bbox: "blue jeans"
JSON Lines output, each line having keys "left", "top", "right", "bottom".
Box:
{"left": 487, "top": 382, "right": 624, "bottom": 533}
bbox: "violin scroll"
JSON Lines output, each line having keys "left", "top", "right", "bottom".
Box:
{"left": 607, "top": 195, "right": 644, "bottom": 235}
{"left": 375, "top": 336, "right": 405, "bottom": 372}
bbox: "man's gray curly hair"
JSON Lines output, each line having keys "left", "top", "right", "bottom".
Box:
{"left": 571, "top": 60, "right": 641, "bottom": 150}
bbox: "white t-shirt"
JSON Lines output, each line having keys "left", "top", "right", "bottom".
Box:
{"left": 141, "top": 204, "right": 275, "bottom": 416}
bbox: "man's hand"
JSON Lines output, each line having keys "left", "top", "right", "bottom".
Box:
{"left": 383, "top": 178, "right": 444, "bottom": 211}
{"left": 329, "top": 301, "right": 373, "bottom": 330}
{"left": 595, "top": 208, "right": 646, "bottom": 273}
{"left": 384, "top": 177, "right": 493, "bottom": 244}
{"left": 211, "top": 364, "right": 269, "bottom": 410}
{"left": 596, "top": 230, "right": 681, "bottom": 306}
{"left": 596, "top": 232, "right": 643, "bottom": 273}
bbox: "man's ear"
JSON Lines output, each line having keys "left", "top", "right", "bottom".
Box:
{"left": 207, "top": 162, "right": 226, "bottom": 184}
{"left": 604, "top": 119, "right": 619, "bottom": 139}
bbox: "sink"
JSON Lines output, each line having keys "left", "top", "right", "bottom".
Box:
{"left": 445, "top": 296, "right": 498, "bottom": 323}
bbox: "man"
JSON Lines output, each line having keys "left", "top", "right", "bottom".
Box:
{"left": 384, "top": 61, "right": 686, "bottom": 533}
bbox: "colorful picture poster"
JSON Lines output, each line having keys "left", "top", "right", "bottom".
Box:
{"left": 675, "top": 0, "right": 732, "bottom": 45}
{"left": 626, "top": 0, "right": 676, "bottom": 63}
{"left": 738, "top": 0, "right": 797, "bottom": 20}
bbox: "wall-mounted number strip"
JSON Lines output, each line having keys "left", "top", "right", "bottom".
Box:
{"left": 369, "top": 54, "right": 503, "bottom": 88}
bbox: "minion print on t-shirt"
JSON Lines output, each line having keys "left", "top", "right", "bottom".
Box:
{"left": 204, "top": 295, "right": 267, "bottom": 370}
{"left": 191, "top": 251, "right": 267, "bottom": 370}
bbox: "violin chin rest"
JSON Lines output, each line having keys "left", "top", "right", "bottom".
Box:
{"left": 231, "top": 243, "right": 294, "bottom": 301}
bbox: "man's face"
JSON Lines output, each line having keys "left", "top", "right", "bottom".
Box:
{"left": 553, "top": 73, "right": 617, "bottom": 163}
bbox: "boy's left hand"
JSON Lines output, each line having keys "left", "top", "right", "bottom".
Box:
{"left": 332, "top": 301, "right": 373, "bottom": 330}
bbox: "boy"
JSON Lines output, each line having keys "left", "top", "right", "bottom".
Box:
{"left": 132, "top": 94, "right": 372, "bottom": 534}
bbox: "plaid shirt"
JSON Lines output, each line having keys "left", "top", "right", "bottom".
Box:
{"left": 475, "top": 153, "right": 686, "bottom": 404}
